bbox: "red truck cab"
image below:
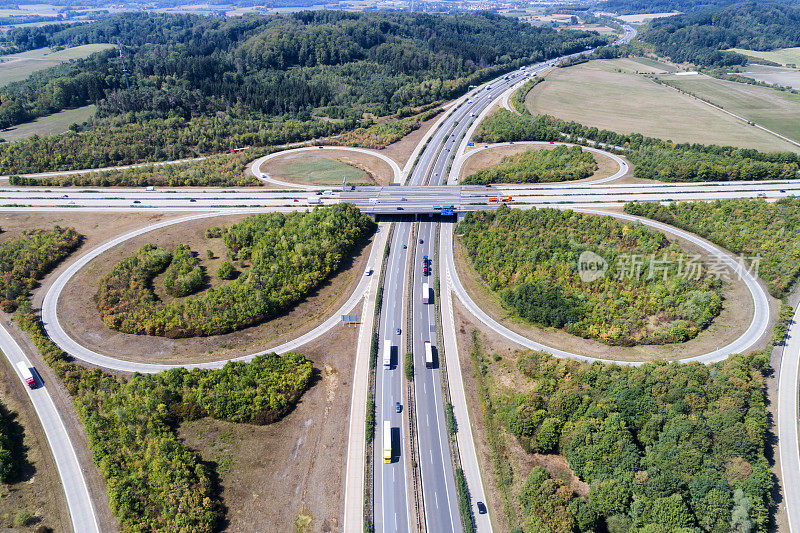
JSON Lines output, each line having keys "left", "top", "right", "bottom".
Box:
{"left": 16, "top": 361, "right": 36, "bottom": 389}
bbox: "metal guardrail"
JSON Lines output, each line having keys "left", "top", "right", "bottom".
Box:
{"left": 407, "top": 220, "right": 426, "bottom": 533}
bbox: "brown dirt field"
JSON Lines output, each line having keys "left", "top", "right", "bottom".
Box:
{"left": 458, "top": 144, "right": 622, "bottom": 183}
{"left": 0, "top": 355, "right": 69, "bottom": 531}
{"left": 453, "top": 300, "right": 587, "bottom": 533}
{"left": 178, "top": 304, "right": 360, "bottom": 532}
{"left": 260, "top": 149, "right": 394, "bottom": 186}
{"left": 381, "top": 110, "right": 445, "bottom": 167}
{"left": 453, "top": 214, "right": 763, "bottom": 362}
{"left": 56, "top": 214, "right": 374, "bottom": 364}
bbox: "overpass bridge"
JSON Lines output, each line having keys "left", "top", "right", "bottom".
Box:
{"left": 338, "top": 184, "right": 509, "bottom": 215}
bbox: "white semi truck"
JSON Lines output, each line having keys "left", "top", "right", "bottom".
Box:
{"left": 383, "top": 421, "right": 392, "bottom": 463}
{"left": 383, "top": 340, "right": 392, "bottom": 368}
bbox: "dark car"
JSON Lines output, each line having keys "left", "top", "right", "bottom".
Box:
{"left": 477, "top": 502, "right": 487, "bottom": 514}
{"left": 395, "top": 402, "right": 402, "bottom": 413}
{"left": 419, "top": 239, "right": 423, "bottom": 244}
{"left": 403, "top": 244, "right": 407, "bottom": 249}
{"left": 396, "top": 327, "right": 401, "bottom": 335}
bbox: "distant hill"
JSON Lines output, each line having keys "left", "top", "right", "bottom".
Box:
{"left": 641, "top": 2, "right": 800, "bottom": 66}
{"left": 598, "top": 0, "right": 796, "bottom": 15}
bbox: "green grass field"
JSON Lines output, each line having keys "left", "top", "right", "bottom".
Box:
{"left": 0, "top": 105, "right": 95, "bottom": 142}
{"left": 282, "top": 156, "right": 372, "bottom": 185}
{"left": 659, "top": 73, "right": 800, "bottom": 144}
{"left": 525, "top": 59, "right": 800, "bottom": 153}
{"left": 0, "top": 44, "right": 114, "bottom": 87}
{"left": 728, "top": 47, "right": 800, "bottom": 67}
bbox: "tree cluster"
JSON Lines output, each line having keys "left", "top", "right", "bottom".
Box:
{"left": 475, "top": 110, "right": 800, "bottom": 182}
{"left": 457, "top": 208, "right": 723, "bottom": 345}
{"left": 10, "top": 149, "right": 263, "bottom": 187}
{"left": 0, "top": 114, "right": 343, "bottom": 174}
{"left": 0, "top": 226, "right": 82, "bottom": 312}
{"left": 461, "top": 145, "right": 597, "bottom": 185}
{"left": 163, "top": 244, "right": 204, "bottom": 297}
{"left": 625, "top": 198, "right": 800, "bottom": 298}
{"left": 0, "top": 11, "right": 609, "bottom": 173}
{"left": 97, "top": 205, "right": 375, "bottom": 338}
{"left": 15, "top": 302, "right": 312, "bottom": 532}
{"left": 642, "top": 3, "right": 800, "bottom": 67}
{"left": 331, "top": 107, "right": 441, "bottom": 149}
{"left": 511, "top": 77, "right": 544, "bottom": 114}
{"left": 503, "top": 349, "right": 772, "bottom": 532}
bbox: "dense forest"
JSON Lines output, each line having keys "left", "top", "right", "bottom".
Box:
{"left": 476, "top": 110, "right": 800, "bottom": 182}
{"left": 461, "top": 145, "right": 598, "bottom": 185}
{"left": 16, "top": 302, "right": 312, "bottom": 532}
{"left": 98, "top": 205, "right": 375, "bottom": 337}
{"left": 642, "top": 3, "right": 800, "bottom": 66}
{"left": 458, "top": 208, "right": 723, "bottom": 345}
{"left": 625, "top": 198, "right": 800, "bottom": 297}
{"left": 474, "top": 338, "right": 773, "bottom": 533}
{"left": 0, "top": 226, "right": 82, "bottom": 312}
{"left": 0, "top": 11, "right": 608, "bottom": 172}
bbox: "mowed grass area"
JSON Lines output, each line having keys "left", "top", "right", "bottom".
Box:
{"left": 659, "top": 73, "right": 800, "bottom": 143}
{"left": 728, "top": 47, "right": 800, "bottom": 66}
{"left": 279, "top": 155, "right": 373, "bottom": 185}
{"left": 0, "top": 105, "right": 95, "bottom": 141}
{"left": 526, "top": 59, "right": 800, "bottom": 153}
{"left": 0, "top": 44, "right": 114, "bottom": 87}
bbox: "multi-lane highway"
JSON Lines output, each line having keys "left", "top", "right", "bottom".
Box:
{"left": 374, "top": 220, "right": 413, "bottom": 533}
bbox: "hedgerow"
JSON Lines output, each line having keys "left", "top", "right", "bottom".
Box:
{"left": 97, "top": 204, "right": 375, "bottom": 338}
{"left": 475, "top": 110, "right": 800, "bottom": 182}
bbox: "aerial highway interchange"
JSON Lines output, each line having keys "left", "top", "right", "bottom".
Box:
{"left": 5, "top": 20, "right": 800, "bottom": 533}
